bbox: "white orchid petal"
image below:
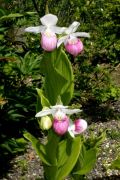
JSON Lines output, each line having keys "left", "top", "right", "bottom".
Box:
{"left": 69, "top": 130, "right": 75, "bottom": 138}
{"left": 63, "top": 109, "right": 82, "bottom": 115}
{"left": 50, "top": 104, "right": 68, "bottom": 109}
{"left": 25, "top": 26, "right": 45, "bottom": 33}
{"left": 35, "top": 109, "right": 52, "bottom": 117}
{"left": 65, "top": 21, "right": 80, "bottom": 34}
{"left": 57, "top": 35, "right": 68, "bottom": 47}
{"left": 68, "top": 124, "right": 75, "bottom": 138}
{"left": 50, "top": 26, "right": 67, "bottom": 34}
{"left": 72, "top": 32, "right": 90, "bottom": 38}
{"left": 40, "top": 14, "right": 58, "bottom": 27}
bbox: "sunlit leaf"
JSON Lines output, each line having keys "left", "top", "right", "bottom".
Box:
{"left": 40, "top": 48, "right": 74, "bottom": 105}
{"left": 110, "top": 156, "right": 120, "bottom": 170}
{"left": 0, "top": 13, "right": 23, "bottom": 20}
{"left": 73, "top": 145, "right": 97, "bottom": 175}
{"left": 56, "top": 136, "right": 81, "bottom": 180}
{"left": 36, "top": 88, "right": 51, "bottom": 108}
{"left": 24, "top": 132, "right": 51, "bottom": 166}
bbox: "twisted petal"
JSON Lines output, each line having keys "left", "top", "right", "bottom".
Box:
{"left": 63, "top": 109, "right": 82, "bottom": 115}
{"left": 68, "top": 124, "right": 75, "bottom": 138}
{"left": 25, "top": 26, "right": 45, "bottom": 33}
{"left": 57, "top": 35, "right": 68, "bottom": 47}
{"left": 65, "top": 21, "right": 80, "bottom": 34}
{"left": 72, "top": 32, "right": 90, "bottom": 38}
{"left": 50, "top": 26, "right": 67, "bottom": 34}
{"left": 35, "top": 109, "right": 53, "bottom": 117}
{"left": 40, "top": 14, "right": 58, "bottom": 27}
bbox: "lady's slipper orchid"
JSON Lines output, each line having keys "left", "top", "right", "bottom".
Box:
{"left": 68, "top": 119, "right": 87, "bottom": 138}
{"left": 25, "top": 14, "right": 66, "bottom": 51}
{"left": 35, "top": 104, "right": 81, "bottom": 135}
{"left": 57, "top": 21, "right": 90, "bottom": 56}
{"left": 53, "top": 110, "right": 69, "bottom": 135}
{"left": 35, "top": 104, "right": 81, "bottom": 117}
{"left": 65, "top": 39, "right": 84, "bottom": 56}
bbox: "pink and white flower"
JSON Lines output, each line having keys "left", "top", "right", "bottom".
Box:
{"left": 57, "top": 21, "right": 90, "bottom": 56}
{"left": 53, "top": 110, "right": 69, "bottom": 135}
{"left": 25, "top": 14, "right": 66, "bottom": 51}
{"left": 68, "top": 119, "right": 87, "bottom": 138}
{"left": 35, "top": 104, "right": 81, "bottom": 135}
{"left": 65, "top": 39, "right": 84, "bottom": 56}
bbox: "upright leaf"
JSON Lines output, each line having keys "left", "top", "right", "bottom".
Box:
{"left": 36, "top": 88, "right": 50, "bottom": 108}
{"left": 40, "top": 49, "right": 74, "bottom": 105}
{"left": 73, "top": 145, "right": 97, "bottom": 175}
{"left": 56, "top": 136, "right": 81, "bottom": 180}
{"left": 45, "top": 130, "right": 60, "bottom": 165}
{"left": 24, "top": 132, "right": 51, "bottom": 166}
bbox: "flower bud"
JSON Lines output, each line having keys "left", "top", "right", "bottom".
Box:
{"left": 41, "top": 31, "right": 57, "bottom": 51}
{"left": 65, "top": 38, "right": 83, "bottom": 56}
{"left": 74, "top": 119, "right": 87, "bottom": 134}
{"left": 53, "top": 115, "right": 69, "bottom": 135}
{"left": 39, "top": 116, "right": 52, "bottom": 130}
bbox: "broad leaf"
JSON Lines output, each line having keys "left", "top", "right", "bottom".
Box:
{"left": 109, "top": 156, "right": 120, "bottom": 170}
{"left": 45, "top": 130, "right": 60, "bottom": 165}
{"left": 57, "top": 139, "right": 69, "bottom": 167}
{"left": 42, "top": 130, "right": 60, "bottom": 180}
{"left": 40, "top": 49, "right": 74, "bottom": 105}
{"left": 24, "top": 132, "right": 51, "bottom": 166}
{"left": 36, "top": 88, "right": 50, "bottom": 108}
{"left": 44, "top": 165, "right": 58, "bottom": 180}
{"left": 56, "top": 136, "right": 81, "bottom": 180}
{"left": 73, "top": 145, "right": 97, "bottom": 175}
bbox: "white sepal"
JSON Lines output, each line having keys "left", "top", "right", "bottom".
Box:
{"left": 50, "top": 26, "right": 66, "bottom": 34}
{"left": 40, "top": 14, "right": 58, "bottom": 26}
{"left": 35, "top": 109, "right": 52, "bottom": 117}
{"left": 57, "top": 35, "right": 68, "bottom": 47}
{"left": 25, "top": 26, "right": 45, "bottom": 33}
{"left": 68, "top": 124, "right": 75, "bottom": 138}
{"left": 63, "top": 109, "right": 82, "bottom": 115}
{"left": 72, "top": 32, "right": 90, "bottom": 38}
{"left": 50, "top": 104, "right": 68, "bottom": 109}
{"left": 65, "top": 21, "right": 80, "bottom": 34}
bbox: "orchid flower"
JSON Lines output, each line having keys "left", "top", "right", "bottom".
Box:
{"left": 25, "top": 13, "right": 66, "bottom": 35}
{"left": 57, "top": 21, "right": 90, "bottom": 56}
{"left": 35, "top": 104, "right": 81, "bottom": 136}
{"left": 35, "top": 104, "right": 81, "bottom": 117}
{"left": 25, "top": 14, "right": 66, "bottom": 51}
{"left": 68, "top": 119, "right": 87, "bottom": 138}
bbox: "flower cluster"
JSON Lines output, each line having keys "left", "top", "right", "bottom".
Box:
{"left": 35, "top": 104, "right": 87, "bottom": 137}
{"left": 25, "top": 14, "right": 90, "bottom": 56}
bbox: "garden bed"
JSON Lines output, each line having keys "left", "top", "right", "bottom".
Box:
{"left": 1, "top": 120, "right": 120, "bottom": 180}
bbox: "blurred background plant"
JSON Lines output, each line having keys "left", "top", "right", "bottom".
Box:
{"left": 0, "top": 0, "right": 119, "bottom": 177}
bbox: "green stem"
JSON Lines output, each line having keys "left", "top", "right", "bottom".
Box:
{"left": 45, "top": 0, "right": 49, "bottom": 14}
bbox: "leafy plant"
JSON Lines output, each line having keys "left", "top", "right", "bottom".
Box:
{"left": 109, "top": 156, "right": 120, "bottom": 170}
{"left": 0, "top": 138, "right": 27, "bottom": 155}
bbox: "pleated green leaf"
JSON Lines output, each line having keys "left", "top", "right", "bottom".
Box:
{"left": 40, "top": 49, "right": 74, "bottom": 105}
{"left": 45, "top": 130, "right": 60, "bottom": 165}
{"left": 56, "top": 136, "right": 81, "bottom": 180}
